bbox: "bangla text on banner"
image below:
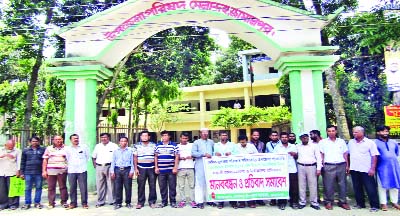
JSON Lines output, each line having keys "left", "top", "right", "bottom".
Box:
{"left": 203, "top": 153, "right": 289, "bottom": 201}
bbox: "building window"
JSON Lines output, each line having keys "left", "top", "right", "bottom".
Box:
{"left": 102, "top": 110, "right": 109, "bottom": 117}
{"left": 118, "top": 108, "right": 126, "bottom": 116}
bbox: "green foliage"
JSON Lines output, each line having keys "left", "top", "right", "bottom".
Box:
{"left": 127, "top": 26, "right": 217, "bottom": 87}
{"left": 148, "top": 103, "right": 190, "bottom": 132}
{"left": 213, "top": 36, "right": 255, "bottom": 84}
{"left": 276, "top": 73, "right": 291, "bottom": 109}
{"left": 211, "top": 106, "right": 291, "bottom": 129}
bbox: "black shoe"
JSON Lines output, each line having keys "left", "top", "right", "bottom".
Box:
{"left": 109, "top": 203, "right": 114, "bottom": 205}
{"left": 291, "top": 204, "right": 299, "bottom": 209}
{"left": 171, "top": 203, "right": 177, "bottom": 208}
{"left": 298, "top": 204, "right": 306, "bottom": 209}
{"left": 270, "top": 200, "right": 276, "bottom": 206}
{"left": 310, "top": 205, "right": 321, "bottom": 210}
{"left": 207, "top": 202, "right": 216, "bottom": 207}
{"left": 197, "top": 203, "right": 204, "bottom": 209}
{"left": 279, "top": 204, "right": 286, "bottom": 210}
{"left": 114, "top": 204, "right": 122, "bottom": 210}
{"left": 256, "top": 201, "right": 266, "bottom": 206}
{"left": 126, "top": 204, "right": 132, "bottom": 209}
{"left": 95, "top": 204, "right": 105, "bottom": 208}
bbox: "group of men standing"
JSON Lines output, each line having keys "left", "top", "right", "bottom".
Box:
{"left": 0, "top": 125, "right": 399, "bottom": 212}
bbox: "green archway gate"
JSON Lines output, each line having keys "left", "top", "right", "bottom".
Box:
{"left": 49, "top": 0, "right": 341, "bottom": 189}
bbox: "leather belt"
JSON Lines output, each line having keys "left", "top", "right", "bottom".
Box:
{"left": 297, "top": 162, "right": 316, "bottom": 166}
{"left": 115, "top": 166, "right": 130, "bottom": 170}
{"left": 96, "top": 163, "right": 111, "bottom": 166}
{"left": 324, "top": 162, "right": 346, "bottom": 166}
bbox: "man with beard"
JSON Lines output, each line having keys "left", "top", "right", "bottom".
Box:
{"left": 374, "top": 126, "right": 400, "bottom": 211}
{"left": 273, "top": 132, "right": 298, "bottom": 210}
{"left": 214, "top": 131, "right": 235, "bottom": 209}
{"left": 310, "top": 130, "right": 323, "bottom": 203}
{"left": 265, "top": 131, "right": 281, "bottom": 206}
{"left": 191, "top": 128, "right": 213, "bottom": 209}
{"left": 288, "top": 133, "right": 297, "bottom": 144}
{"left": 248, "top": 130, "right": 266, "bottom": 206}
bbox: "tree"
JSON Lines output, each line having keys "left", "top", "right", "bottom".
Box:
{"left": 213, "top": 36, "right": 255, "bottom": 84}
{"left": 211, "top": 106, "right": 291, "bottom": 129}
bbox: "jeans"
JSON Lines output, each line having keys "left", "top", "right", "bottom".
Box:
{"left": 137, "top": 167, "right": 156, "bottom": 205}
{"left": 350, "top": 170, "right": 379, "bottom": 209}
{"left": 24, "top": 174, "right": 43, "bottom": 205}
{"left": 158, "top": 172, "right": 177, "bottom": 205}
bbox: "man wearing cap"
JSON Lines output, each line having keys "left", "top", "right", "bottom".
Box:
{"left": 191, "top": 128, "right": 213, "bottom": 209}
{"left": 92, "top": 133, "right": 118, "bottom": 207}
{"left": 320, "top": 125, "right": 350, "bottom": 210}
{"left": 297, "top": 132, "right": 322, "bottom": 210}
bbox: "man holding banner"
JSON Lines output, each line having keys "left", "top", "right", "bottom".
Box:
{"left": 191, "top": 128, "right": 213, "bottom": 209}
{"left": 232, "top": 135, "right": 258, "bottom": 208}
{"left": 272, "top": 132, "right": 298, "bottom": 210}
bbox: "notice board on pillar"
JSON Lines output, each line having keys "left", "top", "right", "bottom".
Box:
{"left": 384, "top": 106, "right": 400, "bottom": 136}
{"left": 203, "top": 153, "right": 289, "bottom": 201}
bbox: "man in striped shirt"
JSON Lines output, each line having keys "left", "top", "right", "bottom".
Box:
{"left": 133, "top": 131, "right": 157, "bottom": 209}
{"left": 154, "top": 130, "right": 179, "bottom": 208}
{"left": 42, "top": 135, "right": 68, "bottom": 208}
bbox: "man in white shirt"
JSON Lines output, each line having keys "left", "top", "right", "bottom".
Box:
{"left": 92, "top": 133, "right": 118, "bottom": 207}
{"left": 297, "top": 133, "right": 322, "bottom": 210}
{"left": 65, "top": 134, "right": 90, "bottom": 210}
{"left": 232, "top": 135, "right": 258, "bottom": 208}
{"left": 348, "top": 126, "right": 380, "bottom": 212}
{"left": 320, "top": 125, "right": 350, "bottom": 210}
{"left": 213, "top": 131, "right": 236, "bottom": 209}
{"left": 177, "top": 132, "right": 196, "bottom": 208}
{"left": 273, "top": 132, "right": 298, "bottom": 210}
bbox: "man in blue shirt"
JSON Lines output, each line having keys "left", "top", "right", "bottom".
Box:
{"left": 110, "top": 137, "right": 134, "bottom": 210}
{"left": 155, "top": 130, "right": 179, "bottom": 208}
{"left": 20, "top": 137, "right": 45, "bottom": 210}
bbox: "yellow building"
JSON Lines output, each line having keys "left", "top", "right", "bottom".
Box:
{"left": 100, "top": 50, "right": 285, "bottom": 143}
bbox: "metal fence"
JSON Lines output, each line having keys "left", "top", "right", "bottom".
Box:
{"left": 5, "top": 125, "right": 147, "bottom": 148}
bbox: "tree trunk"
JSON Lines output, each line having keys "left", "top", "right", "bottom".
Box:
{"left": 325, "top": 67, "right": 351, "bottom": 140}
{"left": 127, "top": 86, "right": 133, "bottom": 140}
{"left": 22, "top": 2, "right": 55, "bottom": 147}
{"left": 96, "top": 46, "right": 141, "bottom": 125}
{"left": 310, "top": 0, "right": 350, "bottom": 139}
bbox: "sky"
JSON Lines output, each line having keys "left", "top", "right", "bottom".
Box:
{"left": 42, "top": 0, "right": 385, "bottom": 57}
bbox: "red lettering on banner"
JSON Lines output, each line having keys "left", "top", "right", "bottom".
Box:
{"left": 265, "top": 177, "right": 287, "bottom": 188}
{"left": 104, "top": 1, "right": 275, "bottom": 40}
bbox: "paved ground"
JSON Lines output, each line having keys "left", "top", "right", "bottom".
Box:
{"left": 1, "top": 180, "right": 400, "bottom": 216}
{"left": 1, "top": 191, "right": 400, "bottom": 216}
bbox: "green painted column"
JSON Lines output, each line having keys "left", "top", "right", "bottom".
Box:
{"left": 312, "top": 70, "right": 327, "bottom": 138}
{"left": 49, "top": 64, "right": 113, "bottom": 191}
{"left": 275, "top": 55, "right": 339, "bottom": 138}
{"left": 288, "top": 71, "right": 304, "bottom": 136}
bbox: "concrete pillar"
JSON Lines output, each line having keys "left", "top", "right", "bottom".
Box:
{"left": 244, "top": 87, "right": 251, "bottom": 108}
{"left": 275, "top": 55, "right": 339, "bottom": 138}
{"left": 49, "top": 64, "right": 113, "bottom": 191}
{"left": 199, "top": 91, "right": 206, "bottom": 128}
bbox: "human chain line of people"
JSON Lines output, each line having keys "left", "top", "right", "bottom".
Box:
{"left": 0, "top": 126, "right": 399, "bottom": 212}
